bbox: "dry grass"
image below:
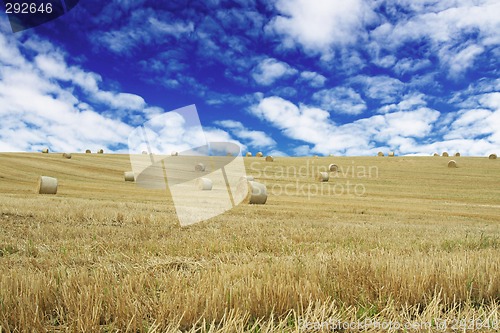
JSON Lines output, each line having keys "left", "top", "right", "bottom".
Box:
{"left": 0, "top": 153, "right": 499, "bottom": 332}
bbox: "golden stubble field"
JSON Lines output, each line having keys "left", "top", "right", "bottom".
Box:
{"left": 0, "top": 152, "right": 499, "bottom": 332}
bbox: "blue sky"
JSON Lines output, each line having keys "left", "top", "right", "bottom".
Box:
{"left": 0, "top": 0, "right": 499, "bottom": 156}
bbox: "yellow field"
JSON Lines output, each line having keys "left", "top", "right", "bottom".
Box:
{"left": 0, "top": 153, "right": 499, "bottom": 332}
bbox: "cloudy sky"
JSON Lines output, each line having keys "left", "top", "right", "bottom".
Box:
{"left": 0, "top": 0, "right": 499, "bottom": 156}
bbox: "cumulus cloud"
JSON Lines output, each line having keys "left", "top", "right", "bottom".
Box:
{"left": 312, "top": 87, "right": 367, "bottom": 115}
{"left": 378, "top": 93, "right": 427, "bottom": 113}
{"left": 215, "top": 120, "right": 276, "bottom": 148}
{"left": 248, "top": 96, "right": 498, "bottom": 156}
{"left": 352, "top": 75, "right": 405, "bottom": 104}
{"left": 92, "top": 8, "right": 195, "bottom": 54}
{"left": 445, "top": 92, "right": 500, "bottom": 148}
{"left": 268, "top": 0, "right": 377, "bottom": 55}
{"left": 298, "top": 71, "right": 327, "bottom": 88}
{"left": 393, "top": 58, "right": 432, "bottom": 75}
{"left": 0, "top": 64, "right": 133, "bottom": 152}
{"left": 0, "top": 30, "right": 240, "bottom": 153}
{"left": 441, "top": 43, "right": 485, "bottom": 78}
{"left": 252, "top": 58, "right": 298, "bottom": 86}
{"left": 370, "top": 0, "right": 500, "bottom": 76}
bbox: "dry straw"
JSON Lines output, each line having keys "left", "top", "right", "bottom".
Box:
{"left": 455, "top": 152, "right": 461, "bottom": 157}
{"left": 256, "top": 152, "right": 263, "bottom": 157}
{"left": 448, "top": 160, "right": 457, "bottom": 168}
{"left": 124, "top": 171, "right": 135, "bottom": 182}
{"left": 195, "top": 163, "right": 205, "bottom": 172}
{"left": 37, "top": 176, "right": 57, "bottom": 194}
{"left": 41, "top": 148, "right": 49, "bottom": 154}
{"left": 317, "top": 171, "right": 329, "bottom": 182}
{"left": 328, "top": 164, "right": 338, "bottom": 172}
{"left": 85, "top": 149, "right": 91, "bottom": 154}
{"left": 246, "top": 152, "right": 252, "bottom": 157}
{"left": 388, "top": 151, "right": 395, "bottom": 157}
{"left": 196, "top": 178, "right": 213, "bottom": 190}
{"left": 442, "top": 152, "right": 449, "bottom": 157}
{"left": 62, "top": 153, "right": 72, "bottom": 159}
{"left": 489, "top": 154, "right": 497, "bottom": 159}
{"left": 97, "top": 149, "right": 104, "bottom": 154}
{"left": 265, "top": 155, "right": 274, "bottom": 162}
{"left": 237, "top": 180, "right": 267, "bottom": 204}
{"left": 377, "top": 152, "right": 384, "bottom": 157}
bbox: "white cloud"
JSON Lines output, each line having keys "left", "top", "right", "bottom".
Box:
{"left": 268, "top": 0, "right": 376, "bottom": 55}
{"left": 382, "top": 107, "right": 440, "bottom": 139}
{"left": 0, "top": 30, "right": 199, "bottom": 153}
{"left": 441, "top": 43, "right": 485, "bottom": 78}
{"left": 0, "top": 65, "right": 134, "bottom": 152}
{"left": 393, "top": 58, "right": 432, "bottom": 75}
{"left": 148, "top": 18, "right": 194, "bottom": 36}
{"left": 312, "top": 87, "right": 367, "bottom": 115}
{"left": 203, "top": 128, "right": 245, "bottom": 150}
{"left": 215, "top": 120, "right": 276, "bottom": 148}
{"left": 293, "top": 145, "right": 312, "bottom": 156}
{"left": 92, "top": 8, "right": 194, "bottom": 54}
{"left": 372, "top": 55, "right": 397, "bottom": 68}
{"left": 352, "top": 75, "right": 405, "bottom": 104}
{"left": 252, "top": 58, "right": 298, "bottom": 86}
{"left": 298, "top": 71, "right": 327, "bottom": 88}
{"left": 378, "top": 93, "right": 427, "bottom": 113}
{"left": 93, "top": 91, "right": 146, "bottom": 111}
{"left": 266, "top": 149, "right": 288, "bottom": 157}
{"left": 34, "top": 53, "right": 146, "bottom": 111}
{"left": 249, "top": 96, "right": 451, "bottom": 156}
{"left": 370, "top": 0, "right": 500, "bottom": 76}
{"left": 445, "top": 93, "right": 500, "bottom": 147}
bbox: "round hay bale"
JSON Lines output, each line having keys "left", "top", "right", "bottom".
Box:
{"left": 442, "top": 152, "right": 449, "bottom": 157}
{"left": 97, "top": 149, "right": 104, "bottom": 154}
{"left": 377, "top": 152, "right": 384, "bottom": 157}
{"left": 238, "top": 180, "right": 267, "bottom": 204}
{"left": 455, "top": 152, "right": 460, "bottom": 157}
{"left": 239, "top": 175, "right": 254, "bottom": 182}
{"left": 388, "top": 151, "right": 395, "bottom": 157}
{"left": 317, "top": 171, "right": 329, "bottom": 182}
{"left": 265, "top": 155, "right": 274, "bottom": 162}
{"left": 256, "top": 152, "right": 263, "bottom": 157}
{"left": 37, "top": 176, "right": 57, "bottom": 194}
{"left": 41, "top": 148, "right": 49, "bottom": 154}
{"left": 226, "top": 152, "right": 233, "bottom": 157}
{"left": 196, "top": 178, "right": 213, "bottom": 190}
{"left": 433, "top": 153, "right": 439, "bottom": 156}
{"left": 62, "top": 153, "right": 72, "bottom": 159}
{"left": 489, "top": 154, "right": 497, "bottom": 160}
{"left": 246, "top": 152, "right": 252, "bottom": 157}
{"left": 328, "top": 164, "right": 338, "bottom": 172}
{"left": 195, "top": 163, "right": 205, "bottom": 172}
{"left": 142, "top": 151, "right": 148, "bottom": 155}
{"left": 171, "top": 152, "right": 178, "bottom": 156}
{"left": 124, "top": 171, "right": 135, "bottom": 182}
{"left": 85, "top": 149, "right": 91, "bottom": 154}
{"left": 448, "top": 160, "right": 457, "bottom": 168}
